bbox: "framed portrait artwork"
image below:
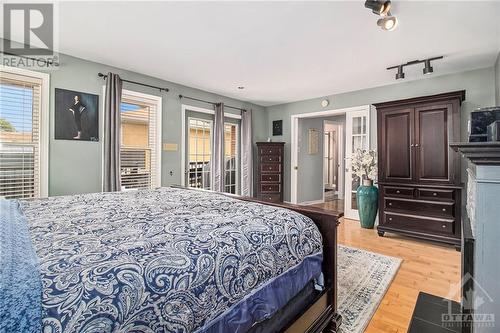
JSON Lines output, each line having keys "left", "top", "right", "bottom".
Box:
{"left": 55, "top": 88, "right": 99, "bottom": 141}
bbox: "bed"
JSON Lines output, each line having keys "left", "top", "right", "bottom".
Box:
{"left": 0, "top": 186, "right": 342, "bottom": 333}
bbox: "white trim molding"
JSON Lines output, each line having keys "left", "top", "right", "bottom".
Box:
{"left": 181, "top": 103, "right": 242, "bottom": 188}
{"left": 103, "top": 87, "right": 163, "bottom": 189}
{"left": 290, "top": 105, "right": 372, "bottom": 206}
{"left": 0, "top": 65, "right": 50, "bottom": 198}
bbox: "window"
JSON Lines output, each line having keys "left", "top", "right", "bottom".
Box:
{"left": 0, "top": 68, "right": 48, "bottom": 199}
{"left": 187, "top": 118, "right": 212, "bottom": 190}
{"left": 183, "top": 106, "right": 240, "bottom": 194}
{"left": 119, "top": 91, "right": 161, "bottom": 190}
{"left": 224, "top": 123, "right": 239, "bottom": 194}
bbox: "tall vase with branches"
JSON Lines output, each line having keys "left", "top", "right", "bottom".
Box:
{"left": 351, "top": 149, "right": 378, "bottom": 228}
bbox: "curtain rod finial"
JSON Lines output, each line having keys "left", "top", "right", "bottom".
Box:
{"left": 179, "top": 94, "right": 183, "bottom": 99}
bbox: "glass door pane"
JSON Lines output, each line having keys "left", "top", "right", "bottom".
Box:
{"left": 344, "top": 109, "right": 370, "bottom": 220}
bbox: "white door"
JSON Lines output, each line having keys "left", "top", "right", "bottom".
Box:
{"left": 344, "top": 109, "right": 370, "bottom": 220}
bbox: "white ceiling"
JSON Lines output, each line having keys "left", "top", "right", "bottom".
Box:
{"left": 20, "top": 1, "right": 500, "bottom": 106}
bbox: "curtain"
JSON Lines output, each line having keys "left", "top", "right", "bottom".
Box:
{"left": 103, "top": 72, "right": 123, "bottom": 192}
{"left": 211, "top": 102, "right": 225, "bottom": 192}
{"left": 241, "top": 109, "right": 253, "bottom": 196}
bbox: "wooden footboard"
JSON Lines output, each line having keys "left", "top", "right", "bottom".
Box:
{"left": 171, "top": 186, "right": 343, "bottom": 332}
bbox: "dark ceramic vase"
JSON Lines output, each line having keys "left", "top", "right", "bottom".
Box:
{"left": 356, "top": 179, "right": 378, "bottom": 229}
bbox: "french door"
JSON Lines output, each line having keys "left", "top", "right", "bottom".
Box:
{"left": 344, "top": 109, "right": 370, "bottom": 220}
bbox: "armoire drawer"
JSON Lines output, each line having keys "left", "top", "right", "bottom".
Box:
{"left": 261, "top": 184, "right": 281, "bottom": 193}
{"left": 418, "top": 188, "right": 454, "bottom": 201}
{"left": 260, "top": 146, "right": 282, "bottom": 156}
{"left": 384, "top": 186, "right": 414, "bottom": 198}
{"left": 259, "top": 194, "right": 281, "bottom": 203}
{"left": 260, "top": 155, "right": 281, "bottom": 163}
{"left": 261, "top": 174, "right": 281, "bottom": 183}
{"left": 383, "top": 212, "right": 455, "bottom": 236}
{"left": 261, "top": 163, "right": 281, "bottom": 173}
{"left": 385, "top": 198, "right": 455, "bottom": 218}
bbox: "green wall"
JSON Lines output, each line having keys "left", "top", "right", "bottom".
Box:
{"left": 4, "top": 50, "right": 267, "bottom": 196}
{"left": 496, "top": 52, "right": 500, "bottom": 105}
{"left": 266, "top": 67, "right": 497, "bottom": 202}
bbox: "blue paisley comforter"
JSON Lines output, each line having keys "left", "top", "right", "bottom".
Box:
{"left": 3, "top": 187, "right": 323, "bottom": 333}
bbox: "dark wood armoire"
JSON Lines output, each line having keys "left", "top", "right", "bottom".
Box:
{"left": 256, "top": 142, "right": 284, "bottom": 203}
{"left": 376, "top": 91, "right": 465, "bottom": 248}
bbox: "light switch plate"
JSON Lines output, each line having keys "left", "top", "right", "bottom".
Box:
{"left": 163, "top": 143, "right": 178, "bottom": 151}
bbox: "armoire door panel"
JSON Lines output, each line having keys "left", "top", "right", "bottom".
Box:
{"left": 415, "top": 105, "right": 451, "bottom": 183}
{"left": 382, "top": 109, "right": 414, "bottom": 182}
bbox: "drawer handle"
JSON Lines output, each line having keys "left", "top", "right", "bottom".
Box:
{"left": 442, "top": 208, "right": 446, "bottom": 212}
{"left": 396, "top": 190, "right": 400, "bottom": 194}
{"left": 269, "top": 177, "right": 272, "bottom": 180}
{"left": 442, "top": 224, "right": 447, "bottom": 228}
{"left": 433, "top": 192, "right": 437, "bottom": 196}
{"left": 268, "top": 150, "right": 272, "bottom": 153}
{"left": 388, "top": 217, "right": 393, "bottom": 221}
{"left": 269, "top": 167, "right": 272, "bottom": 170}
{"left": 269, "top": 157, "right": 273, "bottom": 161}
{"left": 388, "top": 202, "right": 392, "bottom": 206}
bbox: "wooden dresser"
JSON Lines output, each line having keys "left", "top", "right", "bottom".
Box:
{"left": 375, "top": 91, "right": 464, "bottom": 248}
{"left": 256, "top": 142, "right": 284, "bottom": 203}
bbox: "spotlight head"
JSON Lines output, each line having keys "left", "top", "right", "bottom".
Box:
{"left": 423, "top": 59, "right": 434, "bottom": 75}
{"left": 377, "top": 15, "right": 398, "bottom": 31}
{"left": 365, "top": 0, "right": 391, "bottom": 16}
{"left": 395, "top": 65, "right": 405, "bottom": 80}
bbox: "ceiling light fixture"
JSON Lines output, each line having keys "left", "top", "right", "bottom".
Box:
{"left": 377, "top": 14, "right": 398, "bottom": 31}
{"left": 365, "top": 0, "right": 398, "bottom": 31}
{"left": 395, "top": 65, "right": 405, "bottom": 80}
{"left": 364, "top": 0, "right": 391, "bottom": 16}
{"left": 423, "top": 59, "right": 434, "bottom": 75}
{"left": 387, "top": 56, "right": 444, "bottom": 80}
{"left": 237, "top": 86, "right": 245, "bottom": 90}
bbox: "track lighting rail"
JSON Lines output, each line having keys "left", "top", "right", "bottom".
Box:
{"left": 387, "top": 56, "right": 444, "bottom": 80}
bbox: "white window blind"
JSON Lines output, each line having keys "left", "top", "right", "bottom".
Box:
{"left": 0, "top": 71, "right": 43, "bottom": 199}
{"left": 120, "top": 92, "right": 160, "bottom": 190}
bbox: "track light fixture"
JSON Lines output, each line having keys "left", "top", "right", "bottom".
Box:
{"left": 395, "top": 65, "right": 405, "bottom": 80}
{"left": 364, "top": 0, "right": 391, "bottom": 16}
{"left": 423, "top": 59, "right": 433, "bottom": 75}
{"left": 365, "top": 0, "right": 398, "bottom": 31}
{"left": 377, "top": 14, "right": 398, "bottom": 31}
{"left": 387, "top": 56, "right": 443, "bottom": 80}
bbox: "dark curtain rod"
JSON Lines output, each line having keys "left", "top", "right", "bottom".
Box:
{"left": 178, "top": 94, "right": 246, "bottom": 112}
{"left": 98, "top": 73, "right": 169, "bottom": 92}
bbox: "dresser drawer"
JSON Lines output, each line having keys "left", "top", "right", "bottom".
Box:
{"left": 260, "top": 155, "right": 281, "bottom": 163}
{"left": 259, "top": 193, "right": 281, "bottom": 203}
{"left": 261, "top": 163, "right": 281, "bottom": 173}
{"left": 383, "top": 212, "right": 455, "bottom": 236}
{"left": 418, "top": 188, "right": 454, "bottom": 201}
{"left": 385, "top": 198, "right": 455, "bottom": 218}
{"left": 260, "top": 146, "right": 282, "bottom": 156}
{"left": 261, "top": 174, "right": 281, "bottom": 183}
{"left": 384, "top": 186, "right": 414, "bottom": 198}
{"left": 261, "top": 184, "right": 281, "bottom": 193}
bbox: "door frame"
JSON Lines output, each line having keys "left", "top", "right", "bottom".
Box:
{"left": 180, "top": 104, "right": 241, "bottom": 188}
{"left": 323, "top": 120, "right": 344, "bottom": 200}
{"left": 344, "top": 108, "right": 371, "bottom": 220}
{"left": 290, "top": 105, "right": 372, "bottom": 206}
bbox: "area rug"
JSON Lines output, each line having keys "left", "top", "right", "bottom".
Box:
{"left": 337, "top": 245, "right": 402, "bottom": 333}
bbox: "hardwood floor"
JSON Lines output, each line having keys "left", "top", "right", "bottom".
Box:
{"left": 337, "top": 218, "right": 461, "bottom": 333}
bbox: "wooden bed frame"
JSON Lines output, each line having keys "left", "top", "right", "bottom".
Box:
{"left": 172, "top": 186, "right": 343, "bottom": 333}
